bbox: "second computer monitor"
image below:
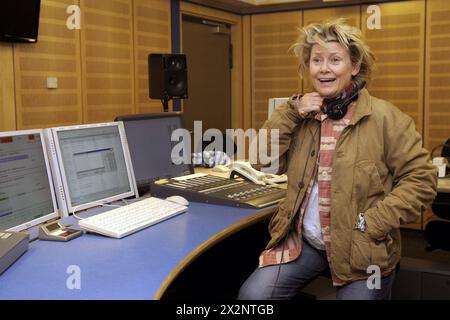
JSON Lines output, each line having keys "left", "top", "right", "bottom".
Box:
{"left": 268, "top": 97, "right": 289, "bottom": 119}
{"left": 115, "top": 112, "right": 193, "bottom": 194}
{"left": 0, "top": 129, "right": 59, "bottom": 231}
{"left": 46, "top": 122, "right": 137, "bottom": 217}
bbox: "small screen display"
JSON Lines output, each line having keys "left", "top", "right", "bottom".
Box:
{"left": 46, "top": 222, "right": 60, "bottom": 232}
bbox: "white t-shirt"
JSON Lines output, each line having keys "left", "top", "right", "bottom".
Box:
{"left": 302, "top": 180, "right": 325, "bottom": 250}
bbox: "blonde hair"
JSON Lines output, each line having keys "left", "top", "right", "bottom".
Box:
{"left": 290, "top": 18, "right": 375, "bottom": 87}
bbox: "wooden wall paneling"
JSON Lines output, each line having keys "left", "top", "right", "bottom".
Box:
{"left": 425, "top": 0, "right": 450, "bottom": 151}
{"left": 180, "top": 2, "right": 243, "bottom": 129}
{"left": 0, "top": 43, "right": 16, "bottom": 131}
{"left": 251, "top": 11, "right": 302, "bottom": 129}
{"left": 134, "top": 0, "right": 172, "bottom": 114}
{"left": 362, "top": 1, "right": 425, "bottom": 136}
{"left": 302, "top": 6, "right": 361, "bottom": 92}
{"left": 302, "top": 6, "right": 361, "bottom": 27}
{"left": 13, "top": 0, "right": 82, "bottom": 129}
{"left": 80, "top": 0, "right": 134, "bottom": 123}
{"left": 231, "top": 16, "right": 244, "bottom": 130}
{"left": 243, "top": 15, "right": 252, "bottom": 131}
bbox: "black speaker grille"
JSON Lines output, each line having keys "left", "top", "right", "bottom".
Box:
{"left": 149, "top": 53, "right": 188, "bottom": 100}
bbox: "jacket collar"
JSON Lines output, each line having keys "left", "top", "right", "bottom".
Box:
{"left": 349, "top": 88, "right": 372, "bottom": 125}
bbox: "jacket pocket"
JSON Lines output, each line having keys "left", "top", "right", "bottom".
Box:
{"left": 349, "top": 230, "right": 390, "bottom": 272}
{"left": 349, "top": 230, "right": 371, "bottom": 271}
{"left": 370, "top": 237, "right": 390, "bottom": 270}
{"left": 354, "top": 160, "right": 385, "bottom": 212}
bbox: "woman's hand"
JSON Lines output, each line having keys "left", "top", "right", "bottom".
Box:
{"left": 296, "top": 92, "right": 323, "bottom": 117}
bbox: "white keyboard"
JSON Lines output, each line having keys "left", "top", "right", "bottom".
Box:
{"left": 78, "top": 197, "right": 188, "bottom": 238}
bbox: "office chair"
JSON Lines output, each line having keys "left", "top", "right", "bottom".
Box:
{"left": 425, "top": 138, "right": 450, "bottom": 251}
{"left": 425, "top": 196, "right": 450, "bottom": 251}
{"left": 430, "top": 138, "right": 450, "bottom": 162}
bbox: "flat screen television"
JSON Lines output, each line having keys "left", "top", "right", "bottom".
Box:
{"left": 0, "top": 0, "right": 41, "bottom": 43}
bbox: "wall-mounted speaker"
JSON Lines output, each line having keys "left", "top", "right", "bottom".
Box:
{"left": 148, "top": 53, "right": 188, "bottom": 100}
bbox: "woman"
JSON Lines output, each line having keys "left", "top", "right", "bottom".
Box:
{"left": 238, "top": 19, "right": 437, "bottom": 300}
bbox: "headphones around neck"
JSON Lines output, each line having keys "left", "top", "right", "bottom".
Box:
{"left": 323, "top": 80, "right": 366, "bottom": 120}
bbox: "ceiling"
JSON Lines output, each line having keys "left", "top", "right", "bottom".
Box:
{"left": 183, "top": 0, "right": 407, "bottom": 14}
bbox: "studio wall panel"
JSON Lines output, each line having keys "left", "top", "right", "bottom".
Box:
{"left": 251, "top": 11, "right": 302, "bottom": 129}
{"left": 80, "top": 0, "right": 135, "bottom": 122}
{"left": 362, "top": 1, "right": 425, "bottom": 135}
{"left": 13, "top": 0, "right": 82, "bottom": 129}
{"left": 133, "top": 0, "right": 171, "bottom": 114}
{"left": 425, "top": 0, "right": 450, "bottom": 150}
{"left": 0, "top": 44, "right": 16, "bottom": 131}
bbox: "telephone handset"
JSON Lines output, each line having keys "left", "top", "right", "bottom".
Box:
{"left": 228, "top": 161, "right": 287, "bottom": 185}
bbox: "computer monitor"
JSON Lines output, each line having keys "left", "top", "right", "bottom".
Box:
{"left": 45, "top": 122, "right": 137, "bottom": 217}
{"left": 114, "top": 112, "right": 193, "bottom": 194}
{"left": 0, "top": 129, "right": 59, "bottom": 231}
{"left": 268, "top": 97, "right": 289, "bottom": 119}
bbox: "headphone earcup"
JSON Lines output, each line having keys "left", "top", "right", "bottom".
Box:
{"left": 323, "top": 81, "right": 365, "bottom": 120}
{"left": 326, "top": 100, "right": 348, "bottom": 120}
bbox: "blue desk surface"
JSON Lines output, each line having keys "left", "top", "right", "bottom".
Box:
{"left": 0, "top": 202, "right": 273, "bottom": 300}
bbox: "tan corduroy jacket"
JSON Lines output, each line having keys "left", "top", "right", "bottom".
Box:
{"left": 258, "top": 88, "right": 437, "bottom": 281}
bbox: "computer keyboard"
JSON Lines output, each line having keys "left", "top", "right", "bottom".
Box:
{"left": 78, "top": 197, "right": 188, "bottom": 238}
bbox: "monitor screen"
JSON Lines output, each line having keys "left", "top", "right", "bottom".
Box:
{"left": 0, "top": 0, "right": 41, "bottom": 43}
{"left": 0, "top": 130, "right": 58, "bottom": 231}
{"left": 268, "top": 97, "right": 289, "bottom": 120}
{"left": 48, "top": 122, "right": 137, "bottom": 215}
{"left": 115, "top": 113, "right": 193, "bottom": 194}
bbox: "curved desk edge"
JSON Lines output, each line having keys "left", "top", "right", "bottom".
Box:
{"left": 153, "top": 206, "right": 276, "bottom": 299}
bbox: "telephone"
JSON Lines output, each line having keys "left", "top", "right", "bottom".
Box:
{"left": 228, "top": 161, "right": 287, "bottom": 185}
{"left": 38, "top": 221, "right": 82, "bottom": 242}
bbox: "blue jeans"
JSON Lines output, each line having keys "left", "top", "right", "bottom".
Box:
{"left": 238, "top": 239, "right": 395, "bottom": 300}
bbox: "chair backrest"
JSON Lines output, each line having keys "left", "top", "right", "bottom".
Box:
{"left": 432, "top": 193, "right": 450, "bottom": 220}
{"left": 442, "top": 138, "right": 450, "bottom": 159}
{"left": 425, "top": 221, "right": 450, "bottom": 251}
{"left": 431, "top": 138, "right": 450, "bottom": 160}
{"left": 426, "top": 143, "right": 450, "bottom": 251}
